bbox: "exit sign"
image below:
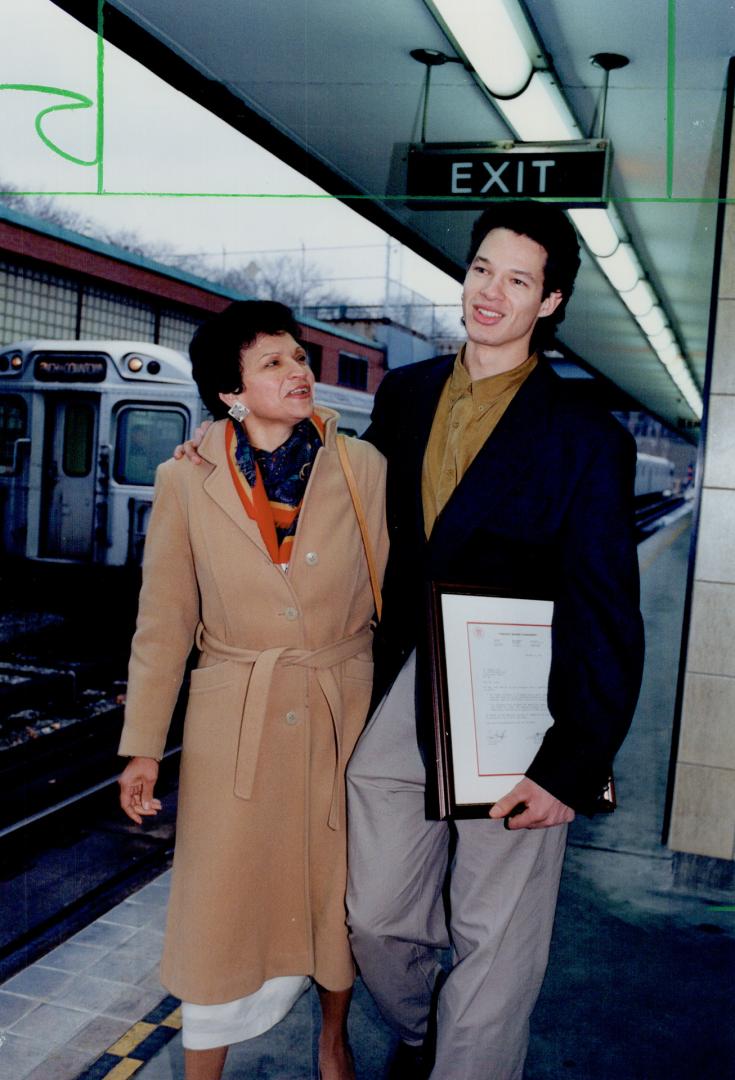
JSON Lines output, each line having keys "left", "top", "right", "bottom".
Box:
{"left": 406, "top": 140, "right": 610, "bottom": 208}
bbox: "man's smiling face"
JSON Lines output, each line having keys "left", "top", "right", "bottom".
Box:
{"left": 462, "top": 227, "right": 562, "bottom": 357}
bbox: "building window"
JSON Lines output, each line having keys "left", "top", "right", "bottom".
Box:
{"left": 0, "top": 395, "right": 27, "bottom": 472}
{"left": 114, "top": 406, "right": 187, "bottom": 486}
{"left": 80, "top": 286, "right": 156, "bottom": 340}
{"left": 337, "top": 352, "right": 368, "bottom": 391}
{"left": 159, "top": 309, "right": 203, "bottom": 351}
{"left": 0, "top": 261, "right": 78, "bottom": 342}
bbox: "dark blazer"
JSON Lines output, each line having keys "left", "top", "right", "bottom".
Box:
{"left": 363, "top": 354, "right": 644, "bottom": 814}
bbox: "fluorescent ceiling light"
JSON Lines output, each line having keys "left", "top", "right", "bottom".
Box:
{"left": 680, "top": 384, "right": 703, "bottom": 416}
{"left": 637, "top": 306, "right": 666, "bottom": 337}
{"left": 598, "top": 243, "right": 640, "bottom": 292}
{"left": 428, "top": 0, "right": 535, "bottom": 97}
{"left": 658, "top": 342, "right": 683, "bottom": 367}
{"left": 649, "top": 326, "right": 675, "bottom": 352}
{"left": 568, "top": 209, "right": 619, "bottom": 257}
{"left": 500, "top": 72, "right": 581, "bottom": 140}
{"left": 665, "top": 360, "right": 686, "bottom": 379}
{"left": 620, "top": 280, "right": 655, "bottom": 317}
{"left": 658, "top": 354, "right": 702, "bottom": 416}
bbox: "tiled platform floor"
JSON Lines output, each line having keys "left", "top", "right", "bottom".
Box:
{"left": 0, "top": 876, "right": 172, "bottom": 1080}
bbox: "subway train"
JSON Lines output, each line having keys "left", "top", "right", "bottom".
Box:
{"left": 634, "top": 452, "right": 676, "bottom": 498}
{"left": 0, "top": 338, "right": 374, "bottom": 567}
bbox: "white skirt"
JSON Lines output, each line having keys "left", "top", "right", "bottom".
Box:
{"left": 181, "top": 975, "right": 311, "bottom": 1050}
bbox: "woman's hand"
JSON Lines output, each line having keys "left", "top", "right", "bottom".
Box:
{"left": 119, "top": 756, "right": 162, "bottom": 824}
{"left": 173, "top": 420, "right": 213, "bottom": 464}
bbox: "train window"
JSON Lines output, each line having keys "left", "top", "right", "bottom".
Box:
{"left": 114, "top": 407, "right": 187, "bottom": 486}
{"left": 62, "top": 402, "right": 94, "bottom": 477}
{"left": 0, "top": 395, "right": 27, "bottom": 472}
{"left": 338, "top": 353, "right": 368, "bottom": 391}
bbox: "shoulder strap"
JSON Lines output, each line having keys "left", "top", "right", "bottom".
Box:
{"left": 336, "top": 434, "right": 382, "bottom": 622}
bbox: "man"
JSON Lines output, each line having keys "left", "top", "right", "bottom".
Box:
{"left": 345, "top": 200, "right": 644, "bottom": 1079}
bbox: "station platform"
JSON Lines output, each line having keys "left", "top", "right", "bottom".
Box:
{"left": 1, "top": 515, "right": 733, "bottom": 1080}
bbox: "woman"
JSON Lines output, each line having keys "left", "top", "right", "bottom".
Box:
{"left": 118, "top": 300, "right": 387, "bottom": 1080}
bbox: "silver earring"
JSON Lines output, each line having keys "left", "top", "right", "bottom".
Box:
{"left": 228, "top": 401, "right": 250, "bottom": 422}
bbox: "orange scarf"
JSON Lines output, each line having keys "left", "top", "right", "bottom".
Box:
{"left": 225, "top": 416, "right": 325, "bottom": 563}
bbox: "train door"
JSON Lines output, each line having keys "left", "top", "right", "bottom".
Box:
{"left": 40, "top": 394, "right": 98, "bottom": 559}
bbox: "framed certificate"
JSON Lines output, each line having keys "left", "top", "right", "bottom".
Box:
{"left": 428, "top": 582, "right": 556, "bottom": 819}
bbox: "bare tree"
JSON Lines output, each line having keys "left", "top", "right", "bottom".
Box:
{"left": 0, "top": 180, "right": 213, "bottom": 275}
{"left": 0, "top": 180, "right": 367, "bottom": 315}
{"left": 220, "top": 253, "right": 351, "bottom": 311}
{"left": 0, "top": 181, "right": 98, "bottom": 236}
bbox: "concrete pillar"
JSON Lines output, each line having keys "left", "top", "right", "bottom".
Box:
{"left": 667, "top": 85, "right": 735, "bottom": 888}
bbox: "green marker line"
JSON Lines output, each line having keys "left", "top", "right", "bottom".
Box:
{"left": 0, "top": 84, "right": 96, "bottom": 166}
{"left": 667, "top": 0, "right": 677, "bottom": 199}
{"left": 0, "top": 0, "right": 105, "bottom": 176}
{"left": 96, "top": 0, "right": 105, "bottom": 194}
{"left": 7, "top": 192, "right": 735, "bottom": 206}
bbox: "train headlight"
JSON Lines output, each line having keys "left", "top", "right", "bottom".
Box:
{"left": 146, "top": 360, "right": 161, "bottom": 374}
{"left": 127, "top": 356, "right": 144, "bottom": 372}
{"left": 10, "top": 354, "right": 22, "bottom": 369}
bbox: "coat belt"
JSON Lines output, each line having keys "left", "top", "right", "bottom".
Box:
{"left": 193, "top": 623, "right": 373, "bottom": 829}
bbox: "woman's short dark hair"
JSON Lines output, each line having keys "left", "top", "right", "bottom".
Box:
{"left": 189, "top": 300, "right": 302, "bottom": 418}
{"left": 466, "top": 200, "right": 581, "bottom": 341}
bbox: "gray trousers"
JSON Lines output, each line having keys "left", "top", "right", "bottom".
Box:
{"left": 346, "top": 653, "right": 567, "bottom": 1080}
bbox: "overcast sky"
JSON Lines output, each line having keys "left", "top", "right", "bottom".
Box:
{"left": 0, "top": 0, "right": 463, "bottom": 321}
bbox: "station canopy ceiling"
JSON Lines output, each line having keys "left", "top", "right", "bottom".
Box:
{"left": 56, "top": 1, "right": 735, "bottom": 434}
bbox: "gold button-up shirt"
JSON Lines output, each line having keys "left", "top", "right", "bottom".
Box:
{"left": 421, "top": 349, "right": 537, "bottom": 538}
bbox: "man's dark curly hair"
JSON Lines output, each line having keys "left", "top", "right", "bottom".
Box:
{"left": 466, "top": 200, "right": 581, "bottom": 341}
{"left": 189, "top": 300, "right": 303, "bottom": 418}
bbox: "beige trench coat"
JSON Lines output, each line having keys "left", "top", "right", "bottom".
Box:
{"left": 118, "top": 410, "right": 388, "bottom": 1004}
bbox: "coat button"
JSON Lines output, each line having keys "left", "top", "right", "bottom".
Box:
{"left": 285, "top": 711, "right": 299, "bottom": 725}
{"left": 305, "top": 551, "right": 319, "bottom": 565}
{"left": 284, "top": 607, "right": 299, "bottom": 620}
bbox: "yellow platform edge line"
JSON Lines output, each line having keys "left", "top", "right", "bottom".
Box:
{"left": 100, "top": 1057, "right": 144, "bottom": 1080}
{"left": 107, "top": 1020, "right": 157, "bottom": 1057}
{"left": 161, "top": 1006, "right": 183, "bottom": 1029}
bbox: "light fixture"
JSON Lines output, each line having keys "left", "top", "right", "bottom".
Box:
{"left": 500, "top": 71, "right": 581, "bottom": 141}
{"left": 657, "top": 342, "right": 683, "bottom": 367}
{"left": 666, "top": 357, "right": 687, "bottom": 377}
{"left": 620, "top": 280, "right": 656, "bottom": 318}
{"left": 568, "top": 208, "right": 619, "bottom": 257}
{"left": 637, "top": 306, "right": 666, "bottom": 338}
{"left": 597, "top": 243, "right": 640, "bottom": 292}
{"left": 647, "top": 325, "right": 675, "bottom": 352}
{"left": 427, "top": 0, "right": 536, "bottom": 98}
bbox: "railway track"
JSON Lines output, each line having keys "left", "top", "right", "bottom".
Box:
{"left": 0, "top": 756, "right": 179, "bottom": 983}
{"left": 0, "top": 642, "right": 188, "bottom": 981}
{"left": 635, "top": 492, "right": 688, "bottom": 538}
{"left": 0, "top": 562, "right": 185, "bottom": 981}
